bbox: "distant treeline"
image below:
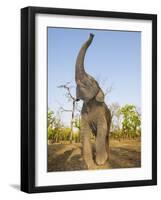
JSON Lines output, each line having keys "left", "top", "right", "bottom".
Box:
{"left": 48, "top": 104, "right": 141, "bottom": 143}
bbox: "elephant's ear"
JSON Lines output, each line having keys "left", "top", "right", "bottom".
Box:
{"left": 96, "top": 88, "right": 104, "bottom": 102}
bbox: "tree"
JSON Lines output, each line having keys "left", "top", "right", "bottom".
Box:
{"left": 48, "top": 108, "right": 64, "bottom": 142}
{"left": 119, "top": 104, "right": 141, "bottom": 138}
{"left": 48, "top": 109, "right": 55, "bottom": 128}
{"left": 109, "top": 103, "right": 121, "bottom": 130}
{"left": 58, "top": 82, "right": 77, "bottom": 143}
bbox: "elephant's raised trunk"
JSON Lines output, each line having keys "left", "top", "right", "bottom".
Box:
{"left": 75, "top": 33, "right": 94, "bottom": 82}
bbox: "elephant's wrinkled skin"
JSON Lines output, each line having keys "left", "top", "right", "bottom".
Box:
{"left": 75, "top": 33, "right": 111, "bottom": 168}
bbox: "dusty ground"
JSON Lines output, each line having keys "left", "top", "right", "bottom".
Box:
{"left": 47, "top": 138, "right": 141, "bottom": 172}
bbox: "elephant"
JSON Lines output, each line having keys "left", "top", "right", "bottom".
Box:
{"left": 75, "top": 33, "right": 111, "bottom": 169}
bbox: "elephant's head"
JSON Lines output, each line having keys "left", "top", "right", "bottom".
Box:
{"left": 75, "top": 33, "right": 104, "bottom": 103}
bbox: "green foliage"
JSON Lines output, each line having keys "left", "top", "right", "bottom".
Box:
{"left": 110, "top": 104, "right": 141, "bottom": 139}
{"left": 48, "top": 110, "right": 55, "bottom": 128}
{"left": 119, "top": 104, "right": 141, "bottom": 138}
{"left": 61, "top": 128, "right": 71, "bottom": 141}
{"left": 72, "top": 130, "right": 80, "bottom": 143}
{"left": 48, "top": 108, "right": 62, "bottom": 129}
{"left": 48, "top": 127, "right": 71, "bottom": 143}
{"left": 48, "top": 127, "right": 81, "bottom": 143}
{"left": 73, "top": 118, "right": 81, "bottom": 130}
{"left": 48, "top": 108, "right": 81, "bottom": 143}
{"left": 48, "top": 127, "right": 54, "bottom": 140}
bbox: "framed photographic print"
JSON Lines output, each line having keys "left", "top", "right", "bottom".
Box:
{"left": 21, "top": 6, "right": 157, "bottom": 193}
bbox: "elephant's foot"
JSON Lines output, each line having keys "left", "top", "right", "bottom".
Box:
{"left": 87, "top": 162, "right": 97, "bottom": 170}
{"left": 84, "top": 156, "right": 97, "bottom": 169}
{"left": 95, "top": 152, "right": 109, "bottom": 166}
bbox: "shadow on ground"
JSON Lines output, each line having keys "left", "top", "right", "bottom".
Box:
{"left": 10, "top": 184, "right": 20, "bottom": 191}
{"left": 48, "top": 139, "right": 141, "bottom": 172}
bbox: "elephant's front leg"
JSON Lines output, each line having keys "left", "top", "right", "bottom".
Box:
{"left": 81, "top": 117, "right": 96, "bottom": 169}
{"left": 95, "top": 117, "right": 109, "bottom": 165}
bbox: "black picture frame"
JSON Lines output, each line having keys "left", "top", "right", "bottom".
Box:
{"left": 21, "top": 6, "right": 157, "bottom": 193}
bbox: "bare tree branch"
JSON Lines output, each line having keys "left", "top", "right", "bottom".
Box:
{"left": 96, "top": 78, "right": 113, "bottom": 97}
{"left": 60, "top": 106, "right": 73, "bottom": 112}
{"left": 104, "top": 85, "right": 113, "bottom": 96}
{"left": 58, "top": 83, "right": 76, "bottom": 101}
{"left": 58, "top": 82, "right": 78, "bottom": 143}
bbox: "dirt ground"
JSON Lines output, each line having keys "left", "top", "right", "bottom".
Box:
{"left": 47, "top": 138, "right": 141, "bottom": 172}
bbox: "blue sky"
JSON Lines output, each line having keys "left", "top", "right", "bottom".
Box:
{"left": 48, "top": 27, "right": 141, "bottom": 126}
